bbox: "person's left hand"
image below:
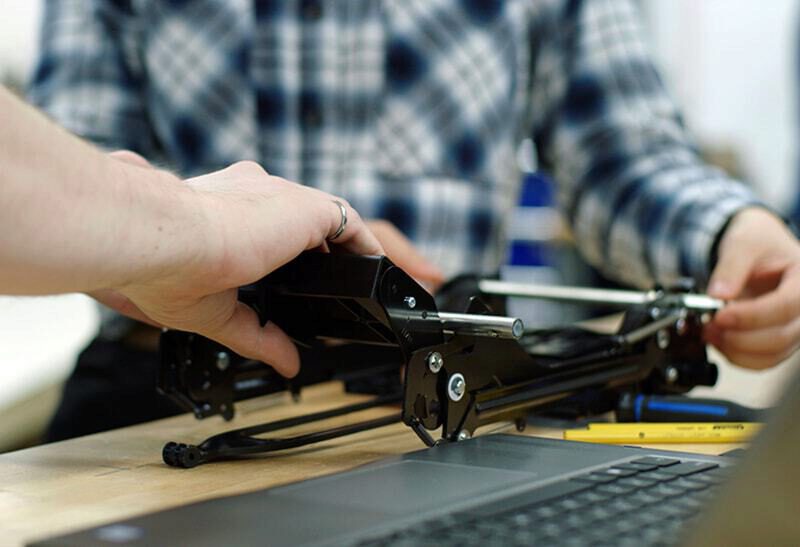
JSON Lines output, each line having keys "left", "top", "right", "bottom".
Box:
{"left": 705, "top": 207, "right": 800, "bottom": 369}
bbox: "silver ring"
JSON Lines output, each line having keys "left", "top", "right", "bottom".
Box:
{"left": 328, "top": 200, "right": 347, "bottom": 241}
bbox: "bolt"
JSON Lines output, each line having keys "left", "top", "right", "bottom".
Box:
{"left": 448, "top": 373, "right": 466, "bottom": 402}
{"left": 650, "top": 307, "right": 661, "bottom": 319}
{"left": 216, "top": 351, "right": 230, "bottom": 371}
{"left": 427, "top": 352, "right": 444, "bottom": 373}
{"left": 457, "top": 430, "right": 471, "bottom": 441}
{"left": 404, "top": 296, "right": 417, "bottom": 309}
{"left": 657, "top": 329, "right": 670, "bottom": 349}
{"left": 511, "top": 319, "right": 524, "bottom": 339}
{"left": 665, "top": 366, "right": 679, "bottom": 384}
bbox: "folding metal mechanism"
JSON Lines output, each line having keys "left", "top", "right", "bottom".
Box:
{"left": 159, "top": 252, "right": 719, "bottom": 467}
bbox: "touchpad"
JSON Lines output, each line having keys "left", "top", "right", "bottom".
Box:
{"left": 277, "top": 460, "right": 533, "bottom": 515}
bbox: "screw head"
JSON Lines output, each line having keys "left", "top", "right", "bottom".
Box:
{"left": 448, "top": 373, "right": 466, "bottom": 402}
{"left": 404, "top": 296, "right": 417, "bottom": 309}
{"left": 427, "top": 352, "right": 444, "bottom": 373}
{"left": 216, "top": 351, "right": 230, "bottom": 371}
{"left": 650, "top": 307, "right": 662, "bottom": 319}
{"left": 665, "top": 366, "right": 679, "bottom": 384}
{"left": 457, "top": 430, "right": 471, "bottom": 441}
{"left": 511, "top": 319, "right": 524, "bottom": 339}
{"left": 656, "top": 329, "right": 670, "bottom": 349}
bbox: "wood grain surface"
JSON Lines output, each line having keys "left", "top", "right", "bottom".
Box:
{"left": 0, "top": 382, "right": 740, "bottom": 547}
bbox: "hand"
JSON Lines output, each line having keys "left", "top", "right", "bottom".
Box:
{"left": 92, "top": 152, "right": 383, "bottom": 377}
{"left": 366, "top": 219, "right": 445, "bottom": 291}
{"left": 705, "top": 207, "right": 800, "bottom": 369}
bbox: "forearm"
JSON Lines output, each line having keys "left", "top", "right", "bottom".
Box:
{"left": 532, "top": 0, "right": 762, "bottom": 289}
{"left": 0, "top": 88, "right": 203, "bottom": 295}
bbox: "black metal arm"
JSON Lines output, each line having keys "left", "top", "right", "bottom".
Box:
{"left": 158, "top": 252, "right": 718, "bottom": 467}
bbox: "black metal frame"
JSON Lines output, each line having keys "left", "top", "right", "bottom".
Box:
{"left": 158, "top": 253, "right": 718, "bottom": 467}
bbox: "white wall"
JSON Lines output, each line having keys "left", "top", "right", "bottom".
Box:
{"left": 0, "top": 0, "right": 42, "bottom": 85}
{"left": 0, "top": 1, "right": 101, "bottom": 449}
{"left": 644, "top": 0, "right": 799, "bottom": 210}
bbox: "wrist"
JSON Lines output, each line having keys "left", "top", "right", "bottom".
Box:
{"left": 710, "top": 206, "right": 783, "bottom": 269}
{"left": 712, "top": 206, "right": 797, "bottom": 271}
{"left": 111, "top": 162, "right": 208, "bottom": 292}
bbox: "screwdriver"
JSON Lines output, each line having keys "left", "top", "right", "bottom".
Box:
{"left": 617, "top": 393, "right": 768, "bottom": 423}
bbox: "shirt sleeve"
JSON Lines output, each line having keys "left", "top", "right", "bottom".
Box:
{"left": 529, "top": 0, "right": 762, "bottom": 290}
{"left": 28, "top": 0, "right": 159, "bottom": 157}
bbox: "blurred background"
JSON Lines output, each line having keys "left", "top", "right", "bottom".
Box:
{"left": 1, "top": 0, "right": 798, "bottom": 451}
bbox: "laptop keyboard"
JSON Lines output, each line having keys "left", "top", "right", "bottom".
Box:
{"left": 354, "top": 456, "right": 729, "bottom": 547}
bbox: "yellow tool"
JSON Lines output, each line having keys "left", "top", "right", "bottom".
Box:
{"left": 564, "top": 422, "right": 761, "bottom": 444}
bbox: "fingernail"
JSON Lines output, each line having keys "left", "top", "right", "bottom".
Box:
{"left": 707, "top": 280, "right": 731, "bottom": 298}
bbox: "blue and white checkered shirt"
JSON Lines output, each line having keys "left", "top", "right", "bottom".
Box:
{"left": 31, "top": 0, "right": 760, "bottom": 288}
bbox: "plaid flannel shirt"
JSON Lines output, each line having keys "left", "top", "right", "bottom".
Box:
{"left": 31, "top": 0, "right": 760, "bottom": 288}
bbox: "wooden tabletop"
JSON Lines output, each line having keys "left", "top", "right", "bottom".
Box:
{"left": 0, "top": 382, "right": 742, "bottom": 547}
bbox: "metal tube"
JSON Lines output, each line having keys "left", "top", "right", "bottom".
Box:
{"left": 479, "top": 280, "right": 652, "bottom": 306}
{"left": 478, "top": 280, "right": 724, "bottom": 311}
{"left": 437, "top": 312, "right": 524, "bottom": 340}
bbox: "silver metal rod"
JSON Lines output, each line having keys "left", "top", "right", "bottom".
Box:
{"left": 479, "top": 280, "right": 652, "bottom": 306}
{"left": 478, "top": 280, "right": 724, "bottom": 311}
{"left": 680, "top": 294, "right": 725, "bottom": 311}
{"left": 437, "top": 312, "right": 524, "bottom": 340}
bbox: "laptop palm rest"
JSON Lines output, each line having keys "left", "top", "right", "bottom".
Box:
{"left": 34, "top": 436, "right": 637, "bottom": 546}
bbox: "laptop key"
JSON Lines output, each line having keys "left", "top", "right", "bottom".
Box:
{"left": 562, "top": 512, "right": 591, "bottom": 529}
{"left": 671, "top": 477, "right": 710, "bottom": 491}
{"left": 533, "top": 505, "right": 559, "bottom": 519}
{"left": 598, "top": 467, "right": 639, "bottom": 478}
{"left": 617, "top": 476, "right": 658, "bottom": 488}
{"left": 614, "top": 462, "right": 656, "bottom": 472}
{"left": 659, "top": 461, "right": 718, "bottom": 476}
{"left": 684, "top": 472, "right": 726, "bottom": 485}
{"left": 461, "top": 479, "right": 590, "bottom": 517}
{"left": 654, "top": 502, "right": 693, "bottom": 519}
{"left": 639, "top": 470, "right": 680, "bottom": 482}
{"left": 597, "top": 483, "right": 637, "bottom": 496}
{"left": 630, "top": 456, "right": 681, "bottom": 467}
{"left": 571, "top": 472, "right": 618, "bottom": 484}
{"left": 651, "top": 483, "right": 686, "bottom": 497}
{"left": 608, "top": 498, "right": 639, "bottom": 513}
{"left": 674, "top": 494, "right": 706, "bottom": 511}
{"left": 628, "top": 491, "right": 663, "bottom": 506}
{"left": 555, "top": 497, "right": 585, "bottom": 511}
{"left": 574, "top": 490, "right": 613, "bottom": 503}
{"left": 586, "top": 506, "right": 616, "bottom": 520}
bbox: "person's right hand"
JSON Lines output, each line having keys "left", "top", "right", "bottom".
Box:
{"left": 92, "top": 154, "right": 383, "bottom": 377}
{"left": 366, "top": 219, "right": 445, "bottom": 292}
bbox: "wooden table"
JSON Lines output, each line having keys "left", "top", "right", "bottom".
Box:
{"left": 0, "top": 382, "right": 742, "bottom": 547}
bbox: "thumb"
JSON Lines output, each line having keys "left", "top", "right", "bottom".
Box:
{"left": 707, "top": 246, "right": 756, "bottom": 300}
{"left": 204, "top": 302, "right": 300, "bottom": 378}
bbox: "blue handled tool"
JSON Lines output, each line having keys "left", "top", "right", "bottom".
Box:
{"left": 617, "top": 393, "right": 767, "bottom": 422}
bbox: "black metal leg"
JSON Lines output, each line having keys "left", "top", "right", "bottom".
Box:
{"left": 163, "top": 394, "right": 402, "bottom": 468}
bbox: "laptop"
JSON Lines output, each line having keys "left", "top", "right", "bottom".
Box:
{"left": 33, "top": 371, "right": 800, "bottom": 546}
